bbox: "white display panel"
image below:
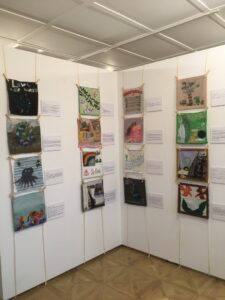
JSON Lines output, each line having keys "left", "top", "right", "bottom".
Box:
{"left": 0, "top": 42, "right": 121, "bottom": 300}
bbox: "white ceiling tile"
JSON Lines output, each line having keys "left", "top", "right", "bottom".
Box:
{"left": 200, "top": 0, "right": 225, "bottom": 8}
{"left": 86, "top": 49, "right": 149, "bottom": 68}
{"left": 95, "top": 0, "right": 199, "bottom": 29}
{"left": 0, "top": 0, "right": 77, "bottom": 22}
{"left": 122, "top": 35, "right": 186, "bottom": 60}
{"left": 0, "top": 11, "right": 41, "bottom": 40}
{"left": 55, "top": 6, "right": 143, "bottom": 44}
{"left": 163, "top": 17, "right": 225, "bottom": 49}
{"left": 26, "top": 28, "right": 104, "bottom": 57}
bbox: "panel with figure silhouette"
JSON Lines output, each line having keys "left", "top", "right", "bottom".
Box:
{"left": 123, "top": 177, "right": 146, "bottom": 206}
{"left": 82, "top": 179, "right": 105, "bottom": 212}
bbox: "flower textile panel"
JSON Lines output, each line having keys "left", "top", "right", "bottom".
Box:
{"left": 178, "top": 183, "right": 209, "bottom": 218}
{"left": 6, "top": 79, "right": 38, "bottom": 116}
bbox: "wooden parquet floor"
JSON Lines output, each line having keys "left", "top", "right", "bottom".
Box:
{"left": 16, "top": 246, "right": 225, "bottom": 300}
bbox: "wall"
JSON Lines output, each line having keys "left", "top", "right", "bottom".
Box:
{"left": 119, "top": 45, "right": 225, "bottom": 280}
{"left": 0, "top": 39, "right": 122, "bottom": 300}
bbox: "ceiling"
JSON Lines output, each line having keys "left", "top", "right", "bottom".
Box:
{"left": 1, "top": 0, "right": 225, "bottom": 70}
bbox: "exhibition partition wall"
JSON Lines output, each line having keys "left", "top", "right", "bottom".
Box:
{"left": 0, "top": 39, "right": 122, "bottom": 300}
{"left": 119, "top": 45, "right": 225, "bottom": 280}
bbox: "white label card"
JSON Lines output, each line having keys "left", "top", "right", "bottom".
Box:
{"left": 212, "top": 204, "right": 225, "bottom": 222}
{"left": 47, "top": 202, "right": 65, "bottom": 220}
{"left": 211, "top": 167, "right": 225, "bottom": 184}
{"left": 146, "top": 160, "right": 163, "bottom": 175}
{"left": 44, "top": 169, "right": 64, "bottom": 186}
{"left": 104, "top": 190, "right": 116, "bottom": 202}
{"left": 41, "top": 101, "right": 61, "bottom": 117}
{"left": 102, "top": 133, "right": 115, "bottom": 145}
{"left": 43, "top": 136, "right": 62, "bottom": 151}
{"left": 103, "top": 161, "right": 115, "bottom": 175}
{"left": 210, "top": 127, "right": 225, "bottom": 144}
{"left": 211, "top": 89, "right": 225, "bottom": 107}
{"left": 145, "top": 96, "right": 162, "bottom": 112}
{"left": 147, "top": 193, "right": 164, "bottom": 209}
{"left": 146, "top": 130, "right": 163, "bottom": 144}
{"left": 101, "top": 103, "right": 114, "bottom": 116}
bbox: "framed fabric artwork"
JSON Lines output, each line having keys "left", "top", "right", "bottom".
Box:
{"left": 177, "top": 148, "right": 208, "bottom": 182}
{"left": 124, "top": 148, "right": 144, "bottom": 173}
{"left": 82, "top": 179, "right": 105, "bottom": 212}
{"left": 7, "top": 118, "right": 41, "bottom": 155}
{"left": 12, "top": 191, "right": 46, "bottom": 232}
{"left": 123, "top": 177, "right": 147, "bottom": 206}
{"left": 176, "top": 111, "right": 207, "bottom": 144}
{"left": 178, "top": 183, "right": 209, "bottom": 219}
{"left": 81, "top": 149, "right": 102, "bottom": 179}
{"left": 6, "top": 79, "right": 38, "bottom": 116}
{"left": 177, "top": 75, "right": 207, "bottom": 110}
{"left": 124, "top": 117, "right": 143, "bottom": 144}
{"left": 123, "top": 85, "right": 144, "bottom": 115}
{"left": 78, "top": 85, "right": 100, "bottom": 116}
{"left": 11, "top": 156, "right": 44, "bottom": 193}
{"left": 78, "top": 117, "right": 101, "bottom": 148}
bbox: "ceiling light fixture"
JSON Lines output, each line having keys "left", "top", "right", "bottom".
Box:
{"left": 37, "top": 49, "right": 44, "bottom": 53}
{"left": 12, "top": 43, "right": 19, "bottom": 48}
{"left": 106, "top": 66, "right": 114, "bottom": 71}
{"left": 93, "top": 2, "right": 151, "bottom": 31}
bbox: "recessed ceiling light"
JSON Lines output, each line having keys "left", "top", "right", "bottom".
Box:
{"left": 37, "top": 49, "right": 44, "bottom": 53}
{"left": 12, "top": 43, "right": 19, "bottom": 48}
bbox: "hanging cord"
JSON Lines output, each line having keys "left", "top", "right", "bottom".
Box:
{"left": 13, "top": 234, "right": 17, "bottom": 298}
{"left": 101, "top": 207, "right": 106, "bottom": 254}
{"left": 178, "top": 215, "right": 182, "bottom": 268}
{"left": 207, "top": 205, "right": 211, "bottom": 275}
{"left": 34, "top": 54, "right": 40, "bottom": 83}
{"left": 76, "top": 63, "right": 80, "bottom": 86}
{"left": 126, "top": 204, "right": 129, "bottom": 246}
{"left": 205, "top": 50, "right": 208, "bottom": 74}
{"left": 2, "top": 45, "right": 8, "bottom": 80}
{"left": 144, "top": 207, "right": 151, "bottom": 258}
{"left": 97, "top": 68, "right": 100, "bottom": 89}
{"left": 83, "top": 212, "right": 86, "bottom": 263}
{"left": 141, "top": 65, "right": 145, "bottom": 85}
{"left": 176, "top": 57, "right": 179, "bottom": 79}
{"left": 42, "top": 224, "right": 48, "bottom": 285}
